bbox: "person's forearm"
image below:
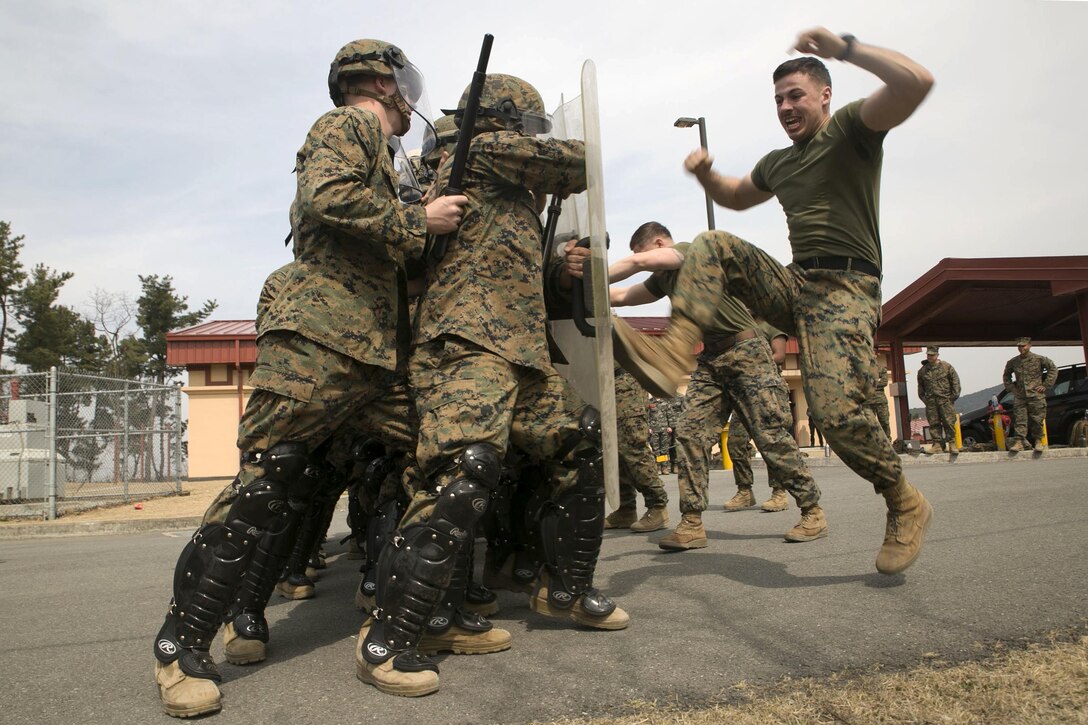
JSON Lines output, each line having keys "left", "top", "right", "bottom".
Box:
{"left": 608, "top": 256, "right": 642, "bottom": 283}
{"left": 847, "top": 39, "right": 933, "bottom": 103}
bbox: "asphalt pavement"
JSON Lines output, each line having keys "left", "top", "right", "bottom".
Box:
{"left": 0, "top": 457, "right": 1085, "bottom": 724}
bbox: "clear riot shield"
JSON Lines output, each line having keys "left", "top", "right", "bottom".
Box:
{"left": 545, "top": 61, "right": 619, "bottom": 509}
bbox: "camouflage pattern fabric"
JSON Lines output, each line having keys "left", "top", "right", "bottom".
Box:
{"left": 261, "top": 106, "right": 428, "bottom": 371}
{"left": 614, "top": 367, "right": 667, "bottom": 509}
{"left": 917, "top": 358, "right": 960, "bottom": 400}
{"left": 1003, "top": 351, "right": 1058, "bottom": 443}
{"left": 647, "top": 399, "right": 671, "bottom": 472}
{"left": 917, "top": 358, "right": 959, "bottom": 443}
{"left": 726, "top": 414, "right": 788, "bottom": 491}
{"left": 866, "top": 363, "right": 891, "bottom": 439}
{"left": 201, "top": 331, "right": 418, "bottom": 525}
{"left": 664, "top": 396, "right": 685, "bottom": 463}
{"left": 726, "top": 415, "right": 756, "bottom": 489}
{"left": 400, "top": 337, "right": 594, "bottom": 527}
{"left": 674, "top": 335, "right": 820, "bottom": 514}
{"left": 415, "top": 131, "right": 586, "bottom": 372}
{"left": 671, "top": 231, "right": 903, "bottom": 493}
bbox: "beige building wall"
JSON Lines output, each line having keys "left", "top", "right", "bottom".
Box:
{"left": 184, "top": 363, "right": 253, "bottom": 479}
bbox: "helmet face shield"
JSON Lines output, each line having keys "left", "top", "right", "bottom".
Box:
{"left": 388, "top": 136, "right": 426, "bottom": 204}
{"left": 391, "top": 58, "right": 425, "bottom": 106}
{"left": 520, "top": 111, "right": 552, "bottom": 136}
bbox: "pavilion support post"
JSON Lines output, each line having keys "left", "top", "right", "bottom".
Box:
{"left": 891, "top": 340, "right": 910, "bottom": 442}
{"left": 1077, "top": 292, "right": 1088, "bottom": 367}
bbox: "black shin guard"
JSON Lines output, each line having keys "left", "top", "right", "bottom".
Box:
{"left": 359, "top": 497, "right": 402, "bottom": 604}
{"left": 426, "top": 536, "right": 493, "bottom": 635}
{"left": 362, "top": 444, "right": 500, "bottom": 665}
{"left": 154, "top": 443, "right": 308, "bottom": 673}
{"left": 538, "top": 446, "right": 615, "bottom": 616}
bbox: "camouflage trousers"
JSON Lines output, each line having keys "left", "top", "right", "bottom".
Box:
{"left": 1010, "top": 392, "right": 1046, "bottom": 442}
{"left": 615, "top": 368, "right": 668, "bottom": 509}
{"left": 674, "top": 231, "right": 903, "bottom": 493}
{"left": 401, "top": 336, "right": 595, "bottom": 527}
{"left": 675, "top": 336, "right": 820, "bottom": 514}
{"left": 727, "top": 417, "right": 786, "bottom": 491}
{"left": 923, "top": 397, "right": 957, "bottom": 445}
{"left": 616, "top": 414, "right": 668, "bottom": 509}
{"left": 202, "top": 331, "right": 418, "bottom": 525}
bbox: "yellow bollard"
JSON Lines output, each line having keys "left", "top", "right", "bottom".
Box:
{"left": 991, "top": 411, "right": 1006, "bottom": 451}
{"left": 954, "top": 413, "right": 963, "bottom": 450}
{"left": 1040, "top": 420, "right": 1049, "bottom": 448}
{"left": 720, "top": 423, "right": 732, "bottom": 470}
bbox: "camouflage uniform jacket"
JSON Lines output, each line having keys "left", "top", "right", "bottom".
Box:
{"left": 1002, "top": 352, "right": 1057, "bottom": 396}
{"left": 416, "top": 131, "right": 586, "bottom": 371}
{"left": 917, "top": 359, "right": 960, "bottom": 402}
{"left": 261, "top": 106, "right": 428, "bottom": 371}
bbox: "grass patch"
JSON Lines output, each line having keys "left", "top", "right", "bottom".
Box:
{"left": 542, "top": 627, "right": 1087, "bottom": 724}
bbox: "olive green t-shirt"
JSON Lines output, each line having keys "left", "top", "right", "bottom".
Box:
{"left": 751, "top": 99, "right": 886, "bottom": 270}
{"left": 643, "top": 242, "right": 756, "bottom": 337}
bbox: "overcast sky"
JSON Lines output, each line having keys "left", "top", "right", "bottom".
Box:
{"left": 2, "top": 0, "right": 1085, "bottom": 406}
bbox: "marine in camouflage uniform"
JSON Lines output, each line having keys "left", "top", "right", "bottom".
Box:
{"left": 1002, "top": 337, "right": 1057, "bottom": 452}
{"left": 663, "top": 395, "right": 685, "bottom": 473}
{"left": 917, "top": 347, "right": 960, "bottom": 451}
{"left": 596, "top": 222, "right": 824, "bottom": 550}
{"left": 647, "top": 398, "right": 672, "bottom": 473}
{"left": 867, "top": 360, "right": 892, "bottom": 440}
{"left": 724, "top": 323, "right": 794, "bottom": 513}
{"left": 151, "top": 40, "right": 468, "bottom": 718}
{"left": 605, "top": 366, "right": 670, "bottom": 531}
{"left": 612, "top": 34, "right": 934, "bottom": 575}
{"left": 358, "top": 73, "right": 628, "bottom": 700}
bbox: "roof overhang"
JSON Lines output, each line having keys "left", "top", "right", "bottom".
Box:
{"left": 878, "top": 256, "right": 1088, "bottom": 348}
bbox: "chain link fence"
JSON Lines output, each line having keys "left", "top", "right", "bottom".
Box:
{"left": 0, "top": 368, "right": 184, "bottom": 519}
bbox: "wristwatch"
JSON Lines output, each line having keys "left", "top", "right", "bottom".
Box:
{"left": 837, "top": 34, "right": 856, "bottom": 61}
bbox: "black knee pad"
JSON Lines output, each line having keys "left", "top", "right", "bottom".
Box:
{"left": 579, "top": 406, "right": 602, "bottom": 446}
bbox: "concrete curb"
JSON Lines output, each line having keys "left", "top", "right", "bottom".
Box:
{"left": 731, "top": 447, "right": 1088, "bottom": 468}
{"left": 0, "top": 516, "right": 202, "bottom": 540}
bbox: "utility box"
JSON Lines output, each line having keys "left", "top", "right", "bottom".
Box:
{"left": 0, "top": 399, "right": 61, "bottom": 500}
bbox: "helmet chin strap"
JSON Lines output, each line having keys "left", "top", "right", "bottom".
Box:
{"left": 344, "top": 87, "right": 413, "bottom": 133}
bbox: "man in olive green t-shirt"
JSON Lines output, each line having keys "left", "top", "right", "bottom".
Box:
{"left": 613, "top": 27, "right": 934, "bottom": 576}
{"left": 575, "top": 221, "right": 824, "bottom": 550}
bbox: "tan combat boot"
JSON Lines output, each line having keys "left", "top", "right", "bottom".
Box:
{"left": 355, "top": 620, "right": 439, "bottom": 697}
{"left": 417, "top": 623, "right": 512, "bottom": 656}
{"left": 154, "top": 660, "right": 222, "bottom": 718}
{"left": 1033, "top": 440, "right": 1047, "bottom": 452}
{"left": 629, "top": 505, "right": 669, "bottom": 533}
{"left": 760, "top": 488, "right": 790, "bottom": 512}
{"left": 529, "top": 572, "right": 630, "bottom": 630}
{"left": 1006, "top": 438, "right": 1025, "bottom": 452}
{"left": 784, "top": 505, "right": 828, "bottom": 542}
{"left": 604, "top": 506, "right": 637, "bottom": 529}
{"left": 612, "top": 315, "right": 699, "bottom": 398}
{"left": 723, "top": 487, "right": 756, "bottom": 511}
{"left": 222, "top": 621, "right": 266, "bottom": 665}
{"left": 657, "top": 512, "right": 708, "bottom": 550}
{"left": 876, "top": 478, "right": 934, "bottom": 575}
{"left": 275, "top": 575, "right": 315, "bottom": 600}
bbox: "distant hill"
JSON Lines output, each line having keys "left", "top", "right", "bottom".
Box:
{"left": 910, "top": 383, "right": 1005, "bottom": 418}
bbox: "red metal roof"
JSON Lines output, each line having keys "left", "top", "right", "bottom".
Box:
{"left": 170, "top": 320, "right": 257, "bottom": 338}
{"left": 167, "top": 321, "right": 256, "bottom": 366}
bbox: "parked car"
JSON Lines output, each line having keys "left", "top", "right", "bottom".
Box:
{"left": 958, "top": 363, "right": 1088, "bottom": 446}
